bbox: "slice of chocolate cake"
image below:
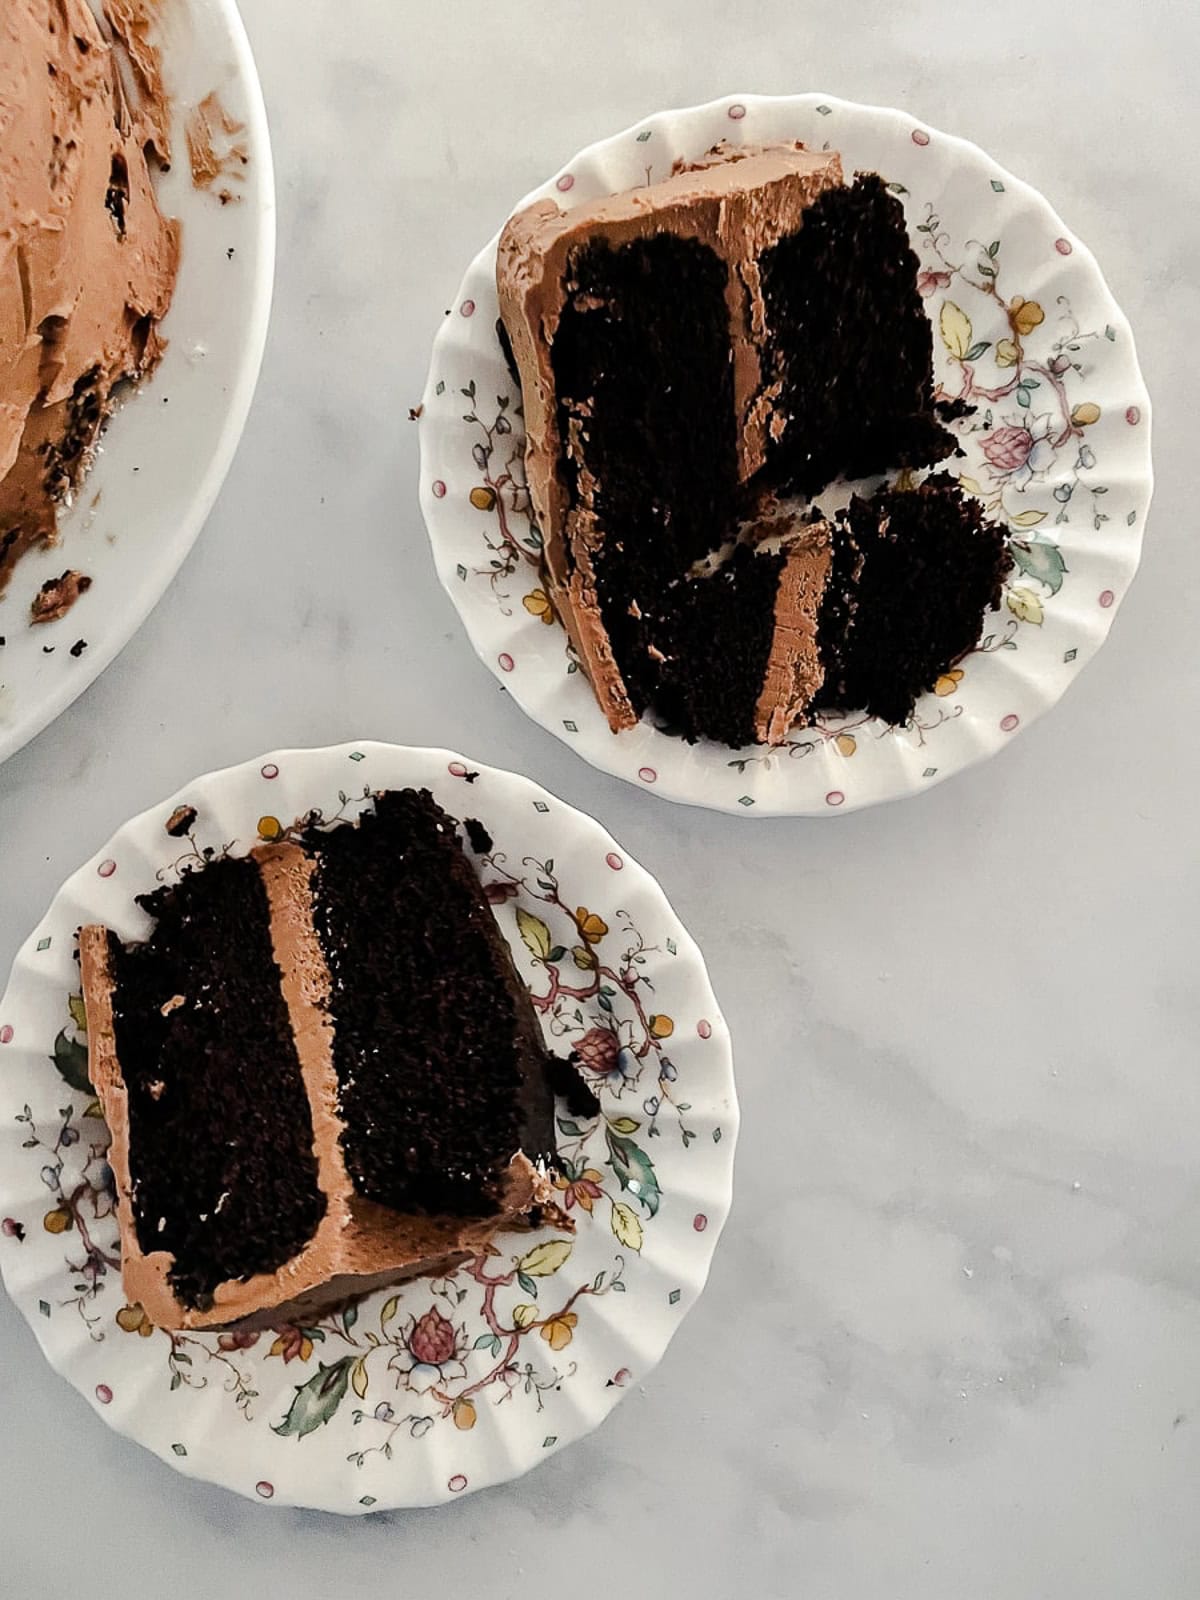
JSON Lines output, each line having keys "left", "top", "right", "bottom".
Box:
{"left": 79, "top": 789, "right": 561, "bottom": 1331}
{"left": 813, "top": 475, "right": 1013, "bottom": 726}
{"left": 640, "top": 526, "right": 833, "bottom": 748}
{"left": 497, "top": 142, "right": 956, "bottom": 739}
{"left": 498, "top": 142, "right": 843, "bottom": 734}
{"left": 595, "top": 477, "right": 1009, "bottom": 748}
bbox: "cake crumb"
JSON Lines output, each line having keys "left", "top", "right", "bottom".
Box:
{"left": 463, "top": 817, "right": 493, "bottom": 854}
{"left": 148, "top": 1079, "right": 166, "bottom": 1100}
{"left": 159, "top": 994, "right": 185, "bottom": 1017}
{"left": 30, "top": 570, "right": 92, "bottom": 625}
{"left": 165, "top": 804, "right": 197, "bottom": 837}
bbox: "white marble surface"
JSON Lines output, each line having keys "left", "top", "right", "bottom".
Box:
{"left": 1, "top": 2, "right": 1197, "bottom": 1593}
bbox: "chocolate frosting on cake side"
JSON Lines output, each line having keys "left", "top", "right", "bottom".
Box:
{"left": 80, "top": 841, "right": 554, "bottom": 1333}
{"left": 754, "top": 522, "right": 833, "bottom": 746}
{"left": 0, "top": 0, "right": 179, "bottom": 589}
{"left": 496, "top": 142, "right": 843, "bottom": 732}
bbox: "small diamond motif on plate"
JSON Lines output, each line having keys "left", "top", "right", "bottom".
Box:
{"left": 348, "top": 751, "right": 365, "bottom": 762}
{"left": 667, "top": 938, "right": 677, "bottom": 956}
{"left": 533, "top": 800, "right": 549, "bottom": 814}
{"left": 562, "top": 720, "right": 578, "bottom": 732}
{"left": 668, "top": 1288, "right": 681, "bottom": 1306}
{"left": 923, "top": 767, "right": 937, "bottom": 778}
{"left": 39, "top": 1300, "right": 49, "bottom": 1317}
{"left": 991, "top": 178, "right": 1005, "bottom": 191}
{"left": 816, "top": 104, "right": 832, "bottom": 115}
{"left": 738, "top": 795, "right": 754, "bottom": 807}
{"left": 1063, "top": 648, "right": 1078, "bottom": 663}
{"left": 36, "top": 937, "right": 50, "bottom": 952}
{"left": 436, "top": 380, "right": 445, "bottom": 395}
{"left": 456, "top": 563, "right": 467, "bottom": 581}
{"left": 172, "top": 1443, "right": 187, "bottom": 1457}
{"left": 543, "top": 1435, "right": 557, "bottom": 1448}
{"left": 636, "top": 129, "right": 652, "bottom": 142}
{"left": 360, "top": 1496, "right": 377, "bottom": 1508}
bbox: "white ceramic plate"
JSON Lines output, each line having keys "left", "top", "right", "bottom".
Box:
{"left": 0, "top": 0, "right": 274, "bottom": 766}
{"left": 420, "top": 92, "right": 1153, "bottom": 816}
{"left": 0, "top": 742, "right": 736, "bottom": 1512}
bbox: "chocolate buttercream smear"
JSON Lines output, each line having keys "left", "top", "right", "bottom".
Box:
{"left": 185, "top": 90, "right": 247, "bottom": 202}
{"left": 0, "top": 0, "right": 179, "bottom": 593}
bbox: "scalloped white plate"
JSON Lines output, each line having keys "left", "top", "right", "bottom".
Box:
{"left": 420, "top": 92, "right": 1152, "bottom": 816}
{"left": 0, "top": 0, "right": 274, "bottom": 766}
{"left": 0, "top": 743, "right": 735, "bottom": 1512}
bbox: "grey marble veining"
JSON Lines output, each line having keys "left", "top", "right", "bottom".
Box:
{"left": 2, "top": 2, "right": 1198, "bottom": 1594}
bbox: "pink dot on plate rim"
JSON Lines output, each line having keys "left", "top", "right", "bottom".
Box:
{"left": 260, "top": 763, "right": 279, "bottom": 780}
{"left": 727, "top": 103, "right": 746, "bottom": 120}
{"left": 696, "top": 1018, "right": 712, "bottom": 1040}
{"left": 255, "top": 1481, "right": 274, "bottom": 1499}
{"left": 1000, "top": 713, "right": 1020, "bottom": 732}
{"left": 556, "top": 173, "right": 574, "bottom": 192}
{"left": 693, "top": 1213, "right": 708, "bottom": 1233}
{"left": 637, "top": 767, "right": 657, "bottom": 784}
{"left": 1099, "top": 589, "right": 1115, "bottom": 609}
{"left": 1125, "top": 406, "right": 1141, "bottom": 425}
{"left": 498, "top": 652, "right": 514, "bottom": 672}
{"left": 431, "top": 479, "right": 446, "bottom": 499}
{"left": 448, "top": 761, "right": 468, "bottom": 777}
{"left": 825, "top": 790, "right": 845, "bottom": 807}
{"left": 911, "top": 128, "right": 930, "bottom": 146}
{"left": 459, "top": 299, "right": 475, "bottom": 317}
{"left": 1055, "top": 237, "right": 1073, "bottom": 255}
{"left": 605, "top": 852, "right": 623, "bottom": 871}
{"left": 95, "top": 1384, "right": 112, "bottom": 1404}
{"left": 97, "top": 859, "right": 116, "bottom": 878}
{"left": 0, "top": 1026, "right": 12, "bottom": 1046}
{"left": 448, "top": 1474, "right": 468, "bottom": 1493}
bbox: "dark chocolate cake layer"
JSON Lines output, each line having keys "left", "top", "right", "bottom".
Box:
{"left": 813, "top": 475, "right": 1013, "bottom": 725}
{"left": 106, "top": 858, "right": 326, "bottom": 1311}
{"left": 760, "top": 175, "right": 957, "bottom": 495}
{"left": 307, "top": 789, "right": 558, "bottom": 1216}
{"left": 649, "top": 544, "right": 788, "bottom": 748}
{"left": 551, "top": 232, "right": 741, "bottom": 719}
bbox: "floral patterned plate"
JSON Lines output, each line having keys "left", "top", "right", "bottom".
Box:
{"left": 419, "top": 93, "right": 1152, "bottom": 815}
{"left": 0, "top": 743, "right": 735, "bottom": 1511}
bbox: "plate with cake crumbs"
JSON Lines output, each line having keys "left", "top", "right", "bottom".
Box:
{"left": 0, "top": 742, "right": 735, "bottom": 1512}
{"left": 0, "top": 0, "right": 274, "bottom": 767}
{"left": 420, "top": 92, "right": 1153, "bottom": 815}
